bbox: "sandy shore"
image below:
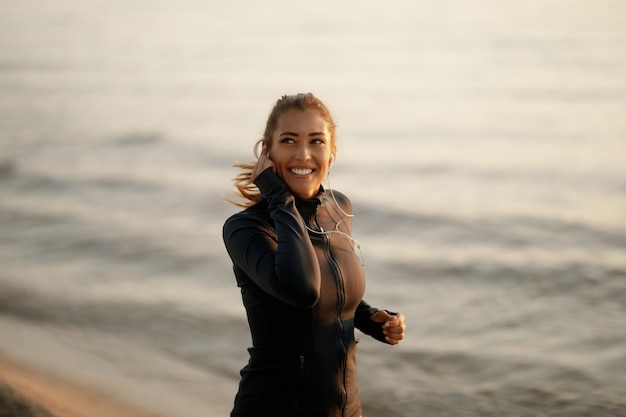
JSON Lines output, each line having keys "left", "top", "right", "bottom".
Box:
{"left": 0, "top": 358, "right": 158, "bottom": 417}
{"left": 0, "top": 316, "right": 236, "bottom": 417}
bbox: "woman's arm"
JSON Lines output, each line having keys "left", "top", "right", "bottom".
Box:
{"left": 223, "top": 168, "right": 321, "bottom": 307}
{"left": 355, "top": 301, "right": 405, "bottom": 345}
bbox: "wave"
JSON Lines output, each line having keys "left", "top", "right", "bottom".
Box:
{"left": 0, "top": 284, "right": 247, "bottom": 379}
{"left": 355, "top": 202, "right": 626, "bottom": 249}
{"left": 0, "top": 203, "right": 221, "bottom": 278}
{"left": 367, "top": 161, "right": 626, "bottom": 191}
{"left": 359, "top": 346, "right": 626, "bottom": 417}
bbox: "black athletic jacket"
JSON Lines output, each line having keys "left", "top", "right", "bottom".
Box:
{"left": 223, "top": 169, "right": 391, "bottom": 417}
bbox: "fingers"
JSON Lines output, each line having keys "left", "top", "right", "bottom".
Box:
{"left": 382, "top": 313, "right": 406, "bottom": 345}
{"left": 369, "top": 311, "right": 406, "bottom": 345}
{"left": 251, "top": 148, "right": 275, "bottom": 182}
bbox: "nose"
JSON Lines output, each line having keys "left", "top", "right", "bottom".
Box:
{"left": 295, "top": 143, "right": 311, "bottom": 160}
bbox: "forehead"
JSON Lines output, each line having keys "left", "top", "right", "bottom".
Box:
{"left": 275, "top": 109, "right": 329, "bottom": 134}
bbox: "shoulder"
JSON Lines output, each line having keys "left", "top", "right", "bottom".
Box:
{"left": 326, "top": 189, "right": 352, "bottom": 211}
{"left": 223, "top": 201, "right": 272, "bottom": 235}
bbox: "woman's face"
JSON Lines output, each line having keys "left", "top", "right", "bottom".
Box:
{"left": 269, "top": 108, "right": 334, "bottom": 200}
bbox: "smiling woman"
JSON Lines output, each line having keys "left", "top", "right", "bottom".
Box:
{"left": 258, "top": 108, "right": 334, "bottom": 199}
{"left": 222, "top": 93, "right": 406, "bottom": 417}
{"left": 229, "top": 93, "right": 338, "bottom": 207}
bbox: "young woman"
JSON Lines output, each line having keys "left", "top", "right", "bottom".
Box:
{"left": 223, "top": 93, "right": 405, "bottom": 417}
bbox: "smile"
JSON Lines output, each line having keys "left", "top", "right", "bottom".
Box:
{"left": 290, "top": 168, "right": 314, "bottom": 176}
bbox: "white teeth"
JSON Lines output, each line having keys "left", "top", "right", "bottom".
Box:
{"left": 290, "top": 168, "right": 313, "bottom": 176}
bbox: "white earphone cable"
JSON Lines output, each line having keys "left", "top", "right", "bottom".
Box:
{"left": 304, "top": 167, "right": 365, "bottom": 266}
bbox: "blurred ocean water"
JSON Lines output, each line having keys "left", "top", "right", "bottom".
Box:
{"left": 1, "top": 0, "right": 626, "bottom": 415}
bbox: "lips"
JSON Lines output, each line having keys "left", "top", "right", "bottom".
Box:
{"left": 289, "top": 168, "right": 314, "bottom": 176}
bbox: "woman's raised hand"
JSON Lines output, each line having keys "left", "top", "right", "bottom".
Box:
{"left": 251, "top": 145, "right": 276, "bottom": 183}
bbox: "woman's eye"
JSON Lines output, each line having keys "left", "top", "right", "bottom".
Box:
{"left": 281, "top": 138, "right": 295, "bottom": 144}
{"left": 311, "top": 138, "right": 324, "bottom": 144}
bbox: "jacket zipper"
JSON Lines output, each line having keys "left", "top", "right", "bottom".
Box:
{"left": 316, "top": 216, "right": 349, "bottom": 416}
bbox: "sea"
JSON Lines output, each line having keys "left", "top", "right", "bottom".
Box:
{"left": 1, "top": 0, "right": 625, "bottom": 416}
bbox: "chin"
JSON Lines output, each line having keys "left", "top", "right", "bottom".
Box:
{"left": 292, "top": 188, "right": 318, "bottom": 199}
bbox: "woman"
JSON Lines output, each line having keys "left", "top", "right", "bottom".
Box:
{"left": 223, "top": 93, "right": 405, "bottom": 417}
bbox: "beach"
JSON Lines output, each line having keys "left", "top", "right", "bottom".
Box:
{"left": 0, "top": 315, "right": 236, "bottom": 417}
{"left": 0, "top": 357, "right": 154, "bottom": 417}
{"left": 1, "top": 0, "right": 626, "bottom": 416}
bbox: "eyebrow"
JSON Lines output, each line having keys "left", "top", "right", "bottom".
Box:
{"left": 278, "top": 131, "right": 326, "bottom": 137}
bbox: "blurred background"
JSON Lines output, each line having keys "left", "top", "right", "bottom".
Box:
{"left": 1, "top": 0, "right": 625, "bottom": 416}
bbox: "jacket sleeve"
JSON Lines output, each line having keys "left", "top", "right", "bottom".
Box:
{"left": 223, "top": 168, "right": 321, "bottom": 307}
{"left": 354, "top": 300, "right": 396, "bottom": 344}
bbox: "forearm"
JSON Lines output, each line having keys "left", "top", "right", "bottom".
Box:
{"left": 223, "top": 169, "right": 321, "bottom": 307}
{"left": 355, "top": 300, "right": 396, "bottom": 344}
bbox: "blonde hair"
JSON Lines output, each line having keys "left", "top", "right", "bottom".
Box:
{"left": 228, "top": 93, "right": 337, "bottom": 208}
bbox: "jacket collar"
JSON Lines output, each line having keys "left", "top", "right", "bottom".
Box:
{"left": 294, "top": 186, "right": 324, "bottom": 225}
